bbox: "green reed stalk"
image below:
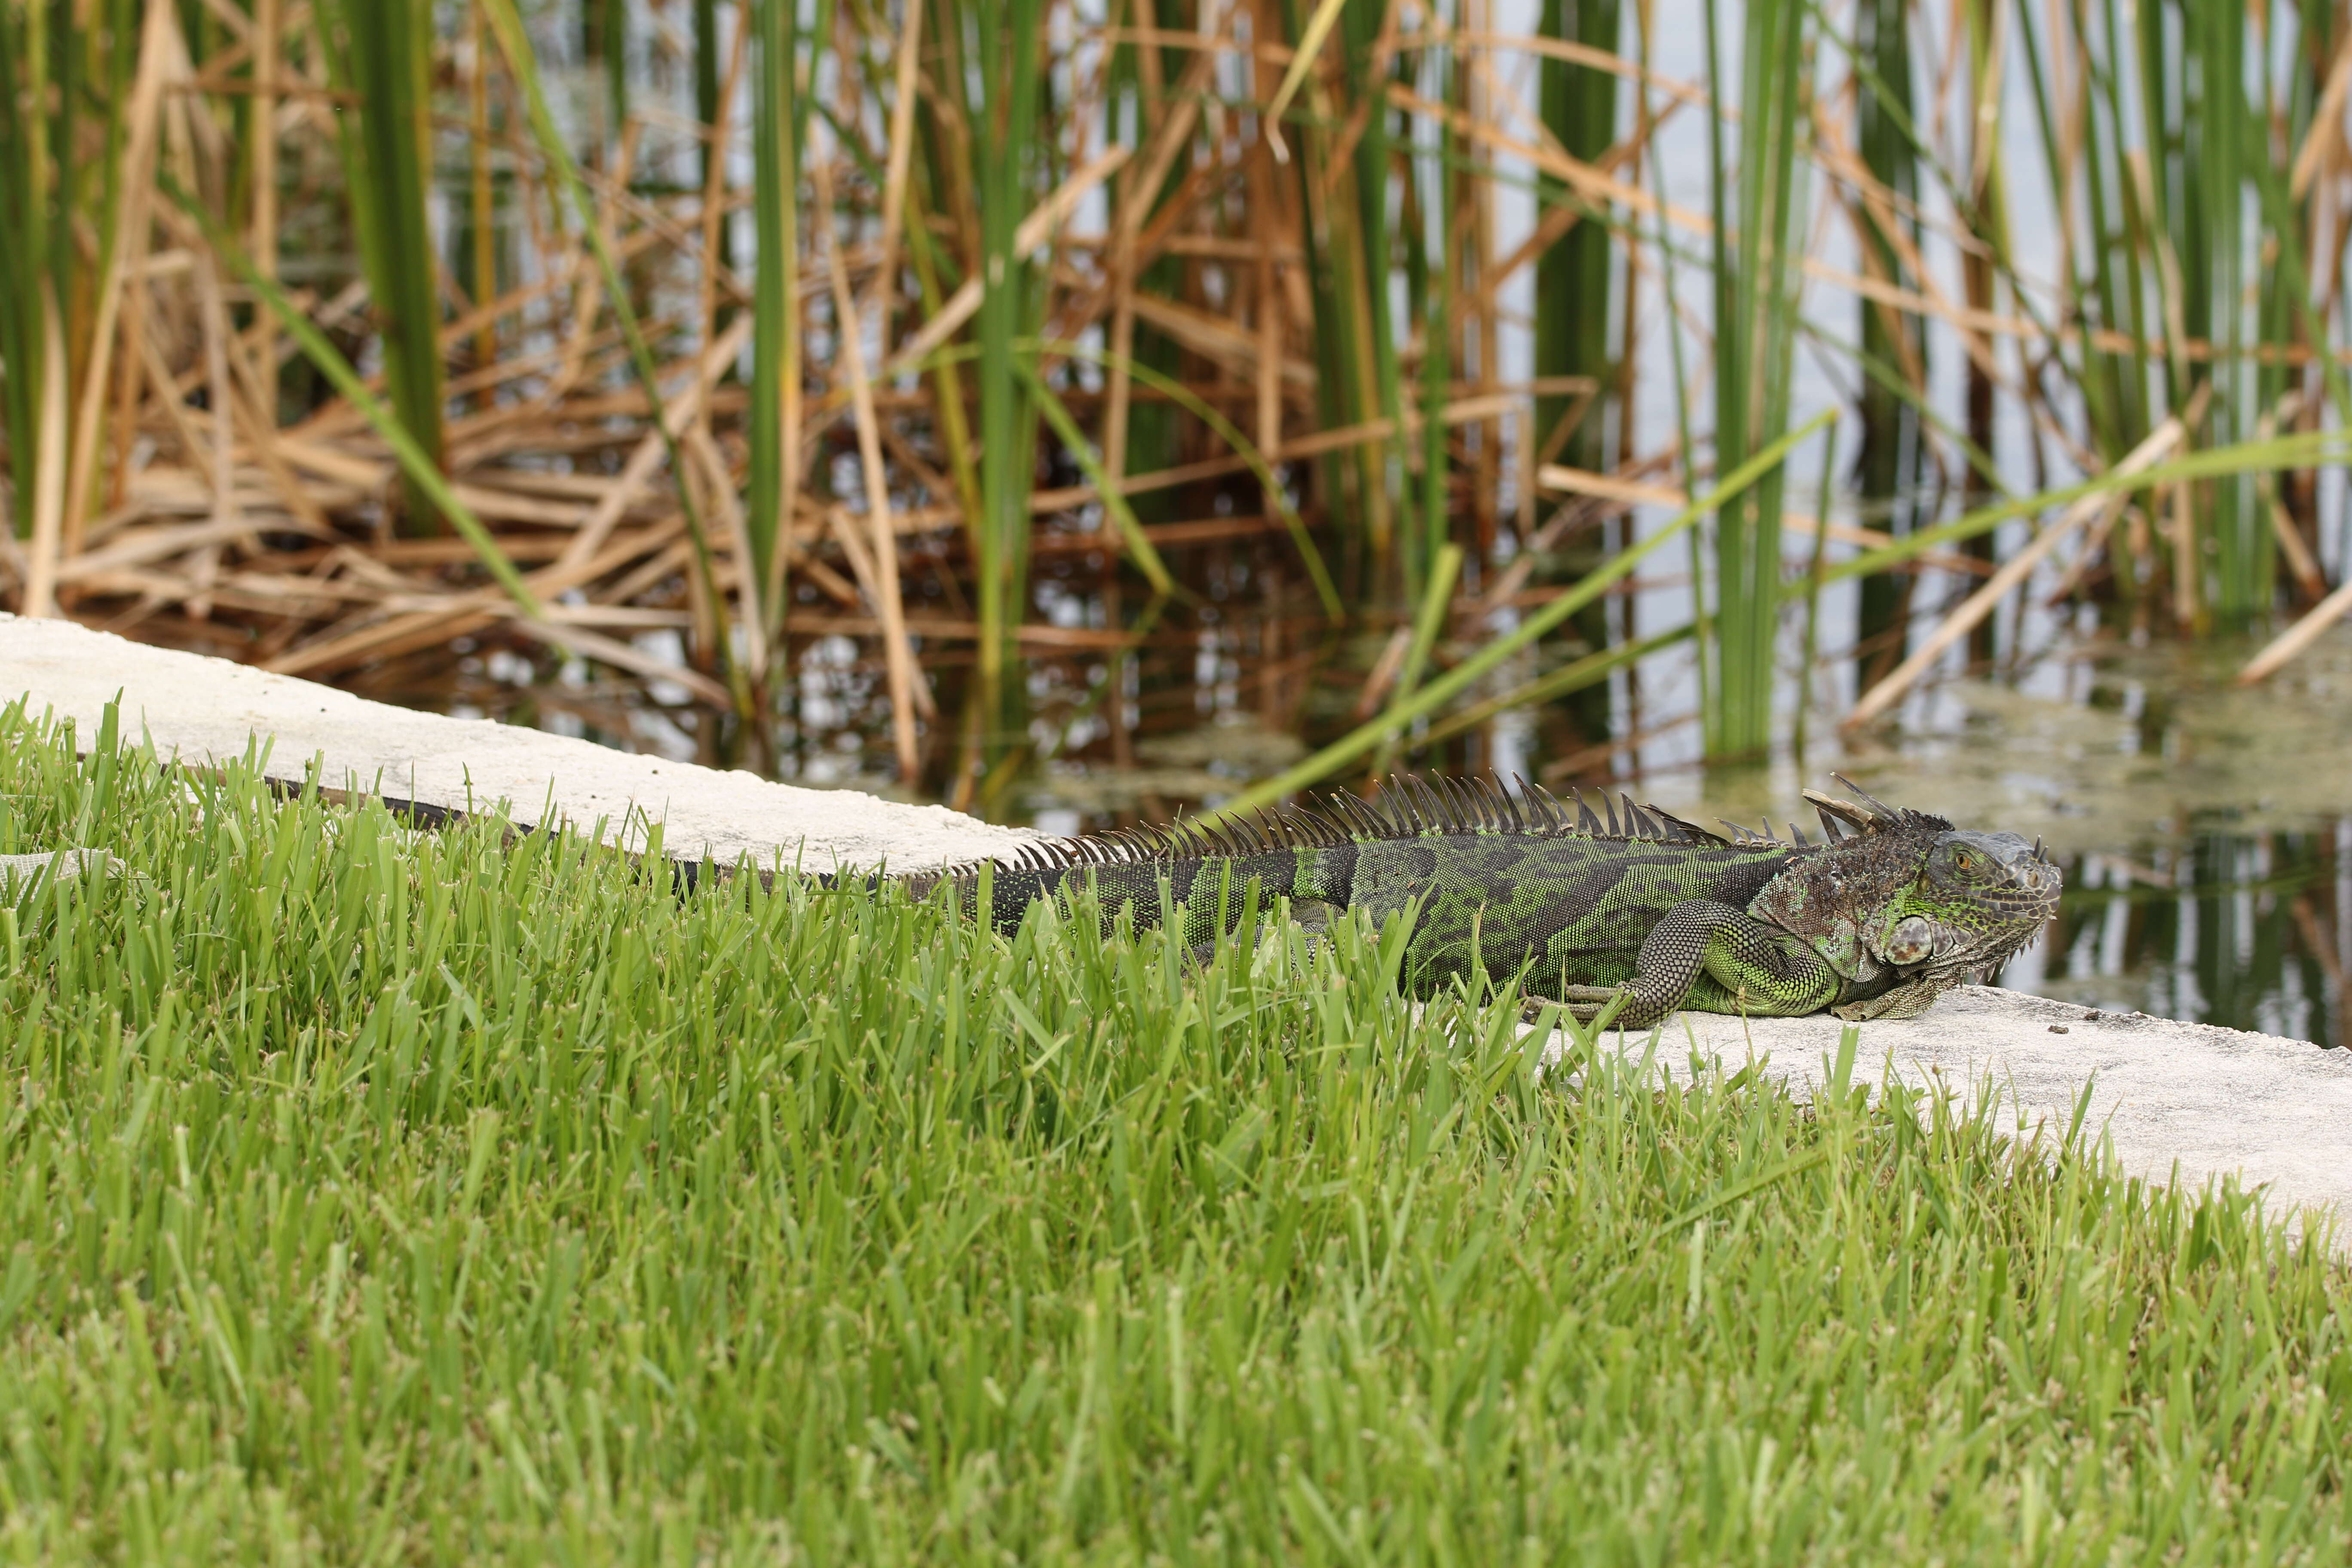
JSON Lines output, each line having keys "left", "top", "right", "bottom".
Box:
{"left": 1415, "top": 624, "right": 1694, "bottom": 750}
{"left": 1369, "top": 542, "right": 1460, "bottom": 779}
{"left": 1, "top": 0, "right": 137, "bottom": 567}
{"left": 1018, "top": 363, "right": 1178, "bottom": 601}
{"left": 1811, "top": 430, "right": 2352, "bottom": 587}
{"left": 319, "top": 0, "right": 446, "bottom": 536}
{"left": 1340, "top": 0, "right": 1402, "bottom": 588}
{"left": 1805, "top": 321, "right": 2007, "bottom": 500}
{"left": 482, "top": 0, "right": 735, "bottom": 701}
{"left": 747, "top": 0, "right": 800, "bottom": 644}
{"left": 1033, "top": 339, "right": 1343, "bottom": 620}
{"left": 2013, "top": 0, "right": 2111, "bottom": 449}
{"left": 0, "top": 2, "right": 51, "bottom": 541}
{"left": 1212, "top": 412, "right": 1828, "bottom": 818}
{"left": 162, "top": 172, "right": 540, "bottom": 617}
{"left": 1275, "top": 0, "right": 1384, "bottom": 597}
{"left": 582, "top": 0, "right": 627, "bottom": 146}
{"left": 1418, "top": 239, "right": 1451, "bottom": 600}
{"left": 1955, "top": 0, "right": 2007, "bottom": 638}
{"left": 2198, "top": 0, "right": 2264, "bottom": 630}
{"left": 976, "top": 0, "right": 1045, "bottom": 772}
{"left": 693, "top": 0, "right": 732, "bottom": 312}
{"left": 2201, "top": 0, "right": 2333, "bottom": 625}
{"left": 902, "top": 211, "right": 983, "bottom": 556}
{"left": 2243, "top": 51, "right": 2350, "bottom": 601}
{"left": 2091, "top": 0, "right": 2157, "bottom": 456}
{"left": 2097, "top": 0, "right": 2327, "bottom": 631}
{"left": 1535, "top": 0, "right": 1622, "bottom": 753}
{"left": 2087, "top": 0, "right": 2162, "bottom": 603}
{"left": 2128, "top": 0, "right": 2212, "bottom": 629}
{"left": 1640, "top": 7, "right": 1710, "bottom": 736}
{"left": 1792, "top": 421, "right": 1839, "bottom": 766}
{"left": 1703, "top": 0, "right": 1809, "bottom": 762}
{"left": 1850, "top": 0, "right": 1927, "bottom": 686}
{"left": 1418, "top": 12, "right": 1456, "bottom": 598}
{"left": 1536, "top": 0, "right": 1619, "bottom": 475}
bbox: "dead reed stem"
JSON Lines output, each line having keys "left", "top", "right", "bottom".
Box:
{"left": 2, "top": 0, "right": 2348, "bottom": 806}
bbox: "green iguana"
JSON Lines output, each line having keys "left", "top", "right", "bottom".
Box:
{"left": 9, "top": 766, "right": 2057, "bottom": 1026}
{"left": 912, "top": 774, "right": 2060, "bottom": 1025}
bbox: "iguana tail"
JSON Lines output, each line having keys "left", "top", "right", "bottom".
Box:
{"left": 912, "top": 805, "right": 1364, "bottom": 949}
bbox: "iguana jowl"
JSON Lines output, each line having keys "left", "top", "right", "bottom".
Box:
{"left": 922, "top": 775, "right": 2061, "bottom": 1025}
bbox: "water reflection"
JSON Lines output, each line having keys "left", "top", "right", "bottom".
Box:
{"left": 2003, "top": 826, "right": 2351, "bottom": 1049}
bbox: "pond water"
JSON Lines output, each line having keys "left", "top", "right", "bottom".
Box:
{"left": 1669, "top": 634, "right": 2352, "bottom": 1049}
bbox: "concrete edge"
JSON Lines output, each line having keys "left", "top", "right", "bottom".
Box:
{"left": 2, "top": 612, "right": 1035, "bottom": 873}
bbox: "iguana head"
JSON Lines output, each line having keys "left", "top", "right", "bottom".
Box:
{"left": 1873, "top": 826, "right": 2064, "bottom": 977}
{"left": 1747, "top": 777, "right": 2061, "bottom": 987}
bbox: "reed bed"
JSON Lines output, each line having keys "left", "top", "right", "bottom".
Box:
{"left": 4, "top": 0, "right": 2352, "bottom": 809}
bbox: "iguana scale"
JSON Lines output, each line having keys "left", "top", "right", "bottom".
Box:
{"left": 913, "top": 774, "right": 2061, "bottom": 1025}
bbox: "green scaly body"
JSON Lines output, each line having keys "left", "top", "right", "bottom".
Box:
{"left": 11, "top": 769, "right": 2054, "bottom": 1028}
{"left": 925, "top": 776, "right": 2062, "bottom": 1026}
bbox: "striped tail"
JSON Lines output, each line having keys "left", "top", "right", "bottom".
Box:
{"left": 945, "top": 842, "right": 1351, "bottom": 950}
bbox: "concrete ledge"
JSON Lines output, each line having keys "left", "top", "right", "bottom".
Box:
{"left": 8, "top": 614, "right": 2346, "bottom": 1241}
{"left": 1567, "top": 986, "right": 2351, "bottom": 1243}
{"left": 0, "top": 613, "right": 1034, "bottom": 873}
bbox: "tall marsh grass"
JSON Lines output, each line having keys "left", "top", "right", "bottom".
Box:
{"left": 3, "top": 0, "right": 2352, "bottom": 805}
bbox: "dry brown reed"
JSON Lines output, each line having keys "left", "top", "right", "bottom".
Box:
{"left": 3, "top": 0, "right": 2350, "bottom": 806}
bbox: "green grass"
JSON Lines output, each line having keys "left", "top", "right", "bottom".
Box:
{"left": 1, "top": 704, "right": 2349, "bottom": 1562}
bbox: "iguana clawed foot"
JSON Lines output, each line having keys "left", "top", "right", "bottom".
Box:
{"left": 1831, "top": 975, "right": 1952, "bottom": 1022}
{"left": 1524, "top": 984, "right": 1651, "bottom": 1028}
{"left": 1526, "top": 974, "right": 1961, "bottom": 1028}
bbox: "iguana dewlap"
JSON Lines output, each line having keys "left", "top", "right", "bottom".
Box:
{"left": 922, "top": 774, "right": 2061, "bottom": 1026}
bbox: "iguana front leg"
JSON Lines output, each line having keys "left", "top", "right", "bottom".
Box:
{"left": 1534, "top": 899, "right": 1842, "bottom": 1028}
